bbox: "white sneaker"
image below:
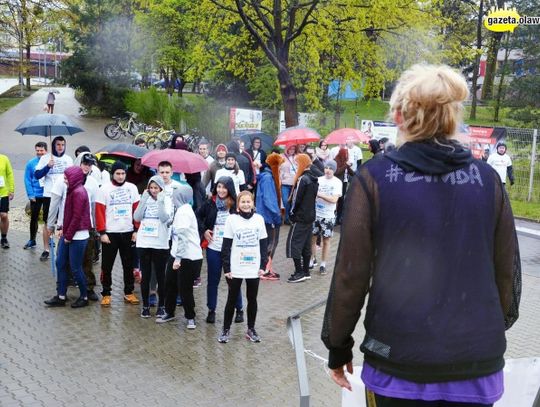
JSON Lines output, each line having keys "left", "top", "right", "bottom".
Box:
{"left": 187, "top": 319, "right": 196, "bottom": 329}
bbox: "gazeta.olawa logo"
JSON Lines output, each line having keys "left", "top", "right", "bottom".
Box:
{"left": 484, "top": 6, "right": 540, "bottom": 32}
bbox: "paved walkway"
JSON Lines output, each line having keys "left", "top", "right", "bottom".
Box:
{"left": 0, "top": 89, "right": 539, "bottom": 406}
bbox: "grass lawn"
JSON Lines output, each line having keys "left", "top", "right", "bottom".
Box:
{"left": 0, "top": 85, "right": 37, "bottom": 114}
{"left": 511, "top": 200, "right": 540, "bottom": 222}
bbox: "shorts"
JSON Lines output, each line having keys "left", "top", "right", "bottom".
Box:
{"left": 312, "top": 216, "right": 335, "bottom": 238}
{"left": 0, "top": 196, "right": 9, "bottom": 213}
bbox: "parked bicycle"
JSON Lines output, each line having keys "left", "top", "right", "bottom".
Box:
{"left": 104, "top": 112, "right": 146, "bottom": 140}
{"left": 133, "top": 122, "right": 175, "bottom": 150}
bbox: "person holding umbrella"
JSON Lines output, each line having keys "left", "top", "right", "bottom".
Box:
{"left": 34, "top": 136, "right": 73, "bottom": 261}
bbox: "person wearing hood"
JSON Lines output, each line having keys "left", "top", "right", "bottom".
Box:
{"left": 322, "top": 64, "right": 521, "bottom": 406}
{"left": 157, "top": 185, "right": 203, "bottom": 329}
{"left": 95, "top": 161, "right": 141, "bottom": 307}
{"left": 133, "top": 176, "right": 173, "bottom": 319}
{"left": 487, "top": 142, "right": 515, "bottom": 186}
{"left": 256, "top": 154, "right": 284, "bottom": 281}
{"left": 196, "top": 176, "right": 244, "bottom": 324}
{"left": 47, "top": 152, "right": 101, "bottom": 301}
{"left": 214, "top": 153, "right": 246, "bottom": 195}
{"left": 286, "top": 153, "right": 319, "bottom": 283}
{"left": 44, "top": 166, "right": 92, "bottom": 308}
{"left": 34, "top": 136, "right": 73, "bottom": 261}
{"left": 23, "top": 142, "right": 47, "bottom": 250}
{"left": 217, "top": 191, "right": 268, "bottom": 344}
{"left": 368, "top": 139, "right": 383, "bottom": 159}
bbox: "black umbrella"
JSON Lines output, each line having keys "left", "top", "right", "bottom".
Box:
{"left": 240, "top": 132, "right": 274, "bottom": 152}
{"left": 95, "top": 143, "right": 149, "bottom": 159}
{"left": 15, "top": 113, "right": 84, "bottom": 143}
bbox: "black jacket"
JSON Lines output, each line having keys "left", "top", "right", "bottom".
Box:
{"left": 196, "top": 176, "right": 237, "bottom": 241}
{"left": 289, "top": 166, "right": 318, "bottom": 224}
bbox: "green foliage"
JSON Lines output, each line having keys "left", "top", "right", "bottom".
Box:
{"left": 510, "top": 200, "right": 540, "bottom": 221}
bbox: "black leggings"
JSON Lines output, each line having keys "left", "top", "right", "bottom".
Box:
{"left": 164, "top": 257, "right": 202, "bottom": 319}
{"left": 138, "top": 248, "right": 168, "bottom": 307}
{"left": 223, "top": 277, "right": 259, "bottom": 330}
{"left": 29, "top": 197, "right": 50, "bottom": 240}
{"left": 366, "top": 391, "right": 493, "bottom": 407}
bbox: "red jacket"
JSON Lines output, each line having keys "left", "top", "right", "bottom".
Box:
{"left": 63, "top": 167, "right": 91, "bottom": 241}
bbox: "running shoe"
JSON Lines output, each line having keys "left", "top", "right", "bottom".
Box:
{"left": 156, "top": 313, "right": 177, "bottom": 323}
{"left": 186, "top": 319, "right": 196, "bottom": 329}
{"left": 123, "top": 293, "right": 140, "bottom": 304}
{"left": 156, "top": 306, "right": 166, "bottom": 318}
{"left": 234, "top": 309, "right": 244, "bottom": 323}
{"left": 39, "top": 250, "right": 49, "bottom": 261}
{"left": 140, "top": 307, "right": 151, "bottom": 318}
{"left": 246, "top": 328, "right": 261, "bottom": 343}
{"left": 71, "top": 297, "right": 89, "bottom": 308}
{"left": 23, "top": 239, "right": 36, "bottom": 249}
{"left": 1, "top": 239, "right": 10, "bottom": 249}
{"left": 218, "top": 329, "right": 230, "bottom": 343}
{"left": 287, "top": 272, "right": 307, "bottom": 283}
{"left": 319, "top": 265, "right": 327, "bottom": 275}
{"left": 193, "top": 277, "right": 202, "bottom": 288}
{"left": 87, "top": 289, "right": 99, "bottom": 301}
{"left": 100, "top": 295, "right": 111, "bottom": 307}
{"left": 260, "top": 271, "right": 280, "bottom": 281}
{"left": 206, "top": 310, "right": 216, "bottom": 324}
{"left": 44, "top": 295, "right": 66, "bottom": 307}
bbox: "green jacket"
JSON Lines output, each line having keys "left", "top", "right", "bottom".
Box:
{"left": 0, "top": 154, "right": 15, "bottom": 197}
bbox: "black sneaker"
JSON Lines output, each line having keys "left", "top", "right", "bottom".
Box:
{"left": 71, "top": 297, "right": 89, "bottom": 308}
{"left": 87, "top": 289, "right": 99, "bottom": 301}
{"left": 218, "top": 328, "right": 230, "bottom": 343}
{"left": 140, "top": 307, "right": 151, "bottom": 318}
{"left": 1, "top": 239, "right": 9, "bottom": 249}
{"left": 156, "top": 313, "right": 176, "bottom": 323}
{"left": 305, "top": 272, "right": 311, "bottom": 280}
{"left": 234, "top": 309, "right": 244, "bottom": 323}
{"left": 287, "top": 272, "right": 307, "bottom": 283}
{"left": 155, "top": 306, "right": 165, "bottom": 319}
{"left": 246, "top": 328, "right": 261, "bottom": 343}
{"left": 44, "top": 296, "right": 66, "bottom": 307}
{"left": 319, "top": 265, "right": 327, "bottom": 275}
{"left": 206, "top": 310, "right": 216, "bottom": 324}
{"left": 40, "top": 251, "right": 50, "bottom": 261}
{"left": 23, "top": 239, "right": 36, "bottom": 249}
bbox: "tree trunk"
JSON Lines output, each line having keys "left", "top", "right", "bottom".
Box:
{"left": 277, "top": 66, "right": 298, "bottom": 128}
{"left": 494, "top": 33, "right": 510, "bottom": 122}
{"left": 481, "top": 31, "right": 503, "bottom": 100}
{"left": 334, "top": 80, "right": 342, "bottom": 129}
{"left": 25, "top": 44, "right": 31, "bottom": 90}
{"left": 470, "top": 0, "right": 484, "bottom": 120}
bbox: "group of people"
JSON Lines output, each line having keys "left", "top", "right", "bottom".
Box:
{"left": 0, "top": 62, "right": 523, "bottom": 405}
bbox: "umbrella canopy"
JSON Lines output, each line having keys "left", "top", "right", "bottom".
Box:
{"left": 274, "top": 126, "right": 320, "bottom": 146}
{"left": 15, "top": 114, "right": 84, "bottom": 138}
{"left": 325, "top": 128, "right": 371, "bottom": 145}
{"left": 95, "top": 143, "right": 148, "bottom": 159}
{"left": 141, "top": 149, "right": 209, "bottom": 174}
{"left": 240, "top": 132, "right": 274, "bottom": 152}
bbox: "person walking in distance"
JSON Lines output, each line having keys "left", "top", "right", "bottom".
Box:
{"left": 44, "top": 166, "right": 92, "bottom": 308}
{"left": 487, "top": 142, "right": 515, "bottom": 187}
{"left": 0, "top": 153, "right": 14, "bottom": 249}
{"left": 133, "top": 176, "right": 173, "bottom": 319}
{"left": 310, "top": 160, "right": 341, "bottom": 275}
{"left": 157, "top": 185, "right": 203, "bottom": 329}
{"left": 46, "top": 90, "right": 55, "bottom": 113}
{"left": 322, "top": 64, "right": 521, "bottom": 406}
{"left": 23, "top": 142, "right": 48, "bottom": 249}
{"left": 218, "top": 191, "right": 268, "bottom": 343}
{"left": 34, "top": 136, "right": 73, "bottom": 260}
{"left": 95, "top": 161, "right": 141, "bottom": 307}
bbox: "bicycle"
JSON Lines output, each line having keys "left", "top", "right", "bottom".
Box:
{"left": 133, "top": 122, "right": 175, "bottom": 150}
{"left": 104, "top": 112, "right": 146, "bottom": 140}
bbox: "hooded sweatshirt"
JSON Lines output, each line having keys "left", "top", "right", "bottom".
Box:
{"left": 62, "top": 166, "right": 91, "bottom": 241}
{"left": 133, "top": 175, "right": 173, "bottom": 249}
{"left": 289, "top": 154, "right": 318, "bottom": 224}
{"left": 170, "top": 184, "right": 203, "bottom": 261}
{"left": 322, "top": 140, "right": 521, "bottom": 383}
{"left": 34, "top": 136, "right": 73, "bottom": 197}
{"left": 256, "top": 166, "right": 282, "bottom": 226}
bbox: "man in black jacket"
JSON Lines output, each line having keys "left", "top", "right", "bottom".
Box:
{"left": 286, "top": 154, "right": 318, "bottom": 283}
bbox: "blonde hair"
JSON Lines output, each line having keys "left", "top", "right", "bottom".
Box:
{"left": 389, "top": 64, "right": 469, "bottom": 142}
{"left": 236, "top": 190, "right": 254, "bottom": 206}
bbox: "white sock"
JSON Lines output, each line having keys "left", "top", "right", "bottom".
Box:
{"left": 320, "top": 261, "right": 326, "bottom": 267}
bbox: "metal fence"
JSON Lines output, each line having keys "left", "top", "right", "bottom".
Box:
{"left": 505, "top": 128, "right": 539, "bottom": 202}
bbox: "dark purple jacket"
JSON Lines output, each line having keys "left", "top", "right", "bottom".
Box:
{"left": 63, "top": 166, "right": 91, "bottom": 241}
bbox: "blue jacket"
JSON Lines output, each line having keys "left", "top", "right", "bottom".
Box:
{"left": 24, "top": 157, "right": 44, "bottom": 199}
{"left": 256, "top": 168, "right": 281, "bottom": 226}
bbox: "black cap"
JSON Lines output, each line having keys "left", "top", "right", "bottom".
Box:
{"left": 111, "top": 160, "right": 127, "bottom": 174}
{"left": 81, "top": 154, "right": 97, "bottom": 166}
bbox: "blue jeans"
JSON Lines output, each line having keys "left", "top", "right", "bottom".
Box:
{"left": 57, "top": 237, "right": 88, "bottom": 298}
{"left": 206, "top": 248, "right": 242, "bottom": 312}
{"left": 281, "top": 185, "right": 292, "bottom": 222}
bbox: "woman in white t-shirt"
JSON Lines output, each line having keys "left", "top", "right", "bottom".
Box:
{"left": 133, "top": 175, "right": 173, "bottom": 319}
{"left": 218, "top": 191, "right": 268, "bottom": 344}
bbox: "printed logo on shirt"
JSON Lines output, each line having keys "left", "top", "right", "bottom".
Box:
{"left": 385, "top": 163, "right": 484, "bottom": 187}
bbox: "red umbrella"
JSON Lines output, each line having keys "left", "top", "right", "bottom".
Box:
{"left": 325, "top": 128, "right": 371, "bottom": 145}
{"left": 141, "top": 149, "right": 209, "bottom": 173}
{"left": 274, "top": 126, "right": 320, "bottom": 145}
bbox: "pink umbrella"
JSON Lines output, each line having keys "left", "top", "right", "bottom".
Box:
{"left": 141, "top": 149, "right": 209, "bottom": 173}
{"left": 274, "top": 126, "right": 320, "bottom": 145}
{"left": 325, "top": 128, "right": 371, "bottom": 145}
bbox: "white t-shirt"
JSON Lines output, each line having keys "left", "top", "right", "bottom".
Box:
{"left": 170, "top": 203, "right": 203, "bottom": 261}
{"left": 163, "top": 179, "right": 183, "bottom": 201}
{"left": 316, "top": 176, "right": 343, "bottom": 219}
{"left": 51, "top": 173, "right": 99, "bottom": 228}
{"left": 135, "top": 195, "right": 173, "bottom": 249}
{"left": 208, "top": 208, "right": 231, "bottom": 252}
{"left": 223, "top": 213, "right": 267, "bottom": 279}
{"left": 487, "top": 153, "right": 512, "bottom": 184}
{"left": 214, "top": 168, "right": 245, "bottom": 195}
{"left": 96, "top": 182, "right": 140, "bottom": 233}
{"left": 347, "top": 145, "right": 363, "bottom": 172}
{"left": 35, "top": 154, "right": 73, "bottom": 197}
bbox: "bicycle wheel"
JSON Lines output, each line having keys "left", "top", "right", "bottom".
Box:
{"left": 104, "top": 123, "right": 122, "bottom": 140}
{"left": 145, "top": 136, "right": 166, "bottom": 150}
